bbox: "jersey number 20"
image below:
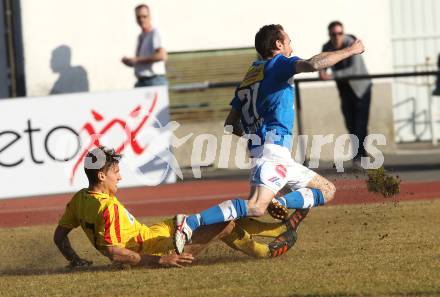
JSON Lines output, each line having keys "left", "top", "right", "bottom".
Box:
{"left": 237, "top": 82, "right": 260, "bottom": 127}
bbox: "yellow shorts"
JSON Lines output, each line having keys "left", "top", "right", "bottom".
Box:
{"left": 139, "top": 219, "right": 175, "bottom": 256}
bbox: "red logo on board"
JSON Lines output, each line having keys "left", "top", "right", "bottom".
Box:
{"left": 69, "top": 92, "right": 158, "bottom": 184}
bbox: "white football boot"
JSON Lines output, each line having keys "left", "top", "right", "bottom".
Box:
{"left": 173, "top": 214, "right": 193, "bottom": 255}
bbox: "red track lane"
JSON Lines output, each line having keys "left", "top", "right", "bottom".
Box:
{"left": 0, "top": 179, "right": 439, "bottom": 228}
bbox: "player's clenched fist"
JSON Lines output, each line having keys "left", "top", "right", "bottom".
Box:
{"left": 159, "top": 252, "right": 194, "bottom": 268}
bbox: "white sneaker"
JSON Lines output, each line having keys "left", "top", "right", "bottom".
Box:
{"left": 173, "top": 214, "right": 193, "bottom": 255}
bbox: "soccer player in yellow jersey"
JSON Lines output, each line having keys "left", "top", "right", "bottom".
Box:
{"left": 54, "top": 146, "right": 299, "bottom": 268}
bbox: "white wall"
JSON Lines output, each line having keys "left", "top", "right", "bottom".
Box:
{"left": 21, "top": 0, "right": 393, "bottom": 96}
{"left": 390, "top": 0, "right": 440, "bottom": 142}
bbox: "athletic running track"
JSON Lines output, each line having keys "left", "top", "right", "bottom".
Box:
{"left": 0, "top": 179, "right": 439, "bottom": 228}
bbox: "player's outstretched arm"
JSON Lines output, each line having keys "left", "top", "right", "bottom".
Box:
{"left": 53, "top": 225, "right": 93, "bottom": 268}
{"left": 295, "top": 40, "right": 365, "bottom": 73}
{"left": 104, "top": 246, "right": 194, "bottom": 268}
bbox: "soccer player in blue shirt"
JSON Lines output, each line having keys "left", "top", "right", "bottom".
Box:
{"left": 174, "top": 24, "right": 366, "bottom": 255}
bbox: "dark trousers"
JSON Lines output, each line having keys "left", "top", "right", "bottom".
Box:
{"left": 135, "top": 75, "right": 167, "bottom": 87}
{"left": 337, "top": 82, "right": 372, "bottom": 159}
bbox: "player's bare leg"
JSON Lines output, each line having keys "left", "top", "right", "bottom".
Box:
{"left": 247, "top": 185, "right": 277, "bottom": 217}
{"left": 305, "top": 174, "right": 336, "bottom": 203}
{"left": 268, "top": 172, "right": 336, "bottom": 218}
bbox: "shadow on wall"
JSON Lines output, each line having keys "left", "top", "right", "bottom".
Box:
{"left": 50, "top": 45, "right": 89, "bottom": 94}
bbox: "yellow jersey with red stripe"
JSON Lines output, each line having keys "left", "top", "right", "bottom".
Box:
{"left": 58, "top": 189, "right": 174, "bottom": 255}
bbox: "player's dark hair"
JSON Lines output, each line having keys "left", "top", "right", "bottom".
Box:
{"left": 328, "top": 21, "right": 343, "bottom": 31}
{"left": 84, "top": 146, "right": 122, "bottom": 185}
{"left": 135, "top": 4, "right": 150, "bottom": 12}
{"left": 255, "top": 24, "right": 285, "bottom": 59}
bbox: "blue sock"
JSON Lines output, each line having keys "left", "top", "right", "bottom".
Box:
{"left": 185, "top": 214, "right": 201, "bottom": 231}
{"left": 275, "top": 188, "right": 325, "bottom": 209}
{"left": 185, "top": 199, "right": 248, "bottom": 232}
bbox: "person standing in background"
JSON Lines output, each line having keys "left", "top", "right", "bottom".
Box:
{"left": 319, "top": 21, "right": 372, "bottom": 168}
{"left": 433, "top": 53, "right": 440, "bottom": 95}
{"left": 122, "top": 4, "right": 167, "bottom": 87}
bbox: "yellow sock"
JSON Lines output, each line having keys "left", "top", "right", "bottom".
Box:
{"left": 221, "top": 225, "right": 270, "bottom": 258}
{"left": 235, "top": 218, "right": 287, "bottom": 238}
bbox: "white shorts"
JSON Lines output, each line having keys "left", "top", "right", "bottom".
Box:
{"left": 250, "top": 144, "right": 316, "bottom": 194}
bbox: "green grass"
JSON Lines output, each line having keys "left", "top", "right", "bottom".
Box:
{"left": 1, "top": 199, "right": 440, "bottom": 297}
